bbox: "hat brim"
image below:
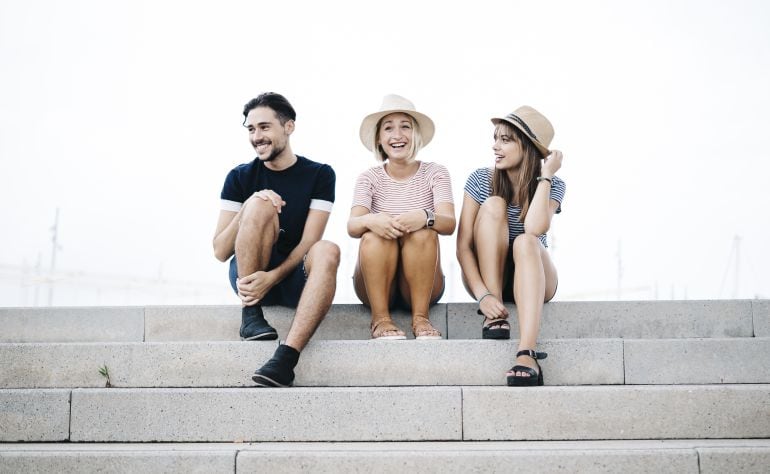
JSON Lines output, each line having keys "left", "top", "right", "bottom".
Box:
{"left": 491, "top": 117, "right": 550, "bottom": 158}
{"left": 360, "top": 110, "right": 435, "bottom": 152}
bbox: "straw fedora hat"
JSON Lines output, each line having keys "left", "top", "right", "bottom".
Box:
{"left": 491, "top": 106, "right": 554, "bottom": 158}
{"left": 359, "top": 94, "right": 435, "bottom": 151}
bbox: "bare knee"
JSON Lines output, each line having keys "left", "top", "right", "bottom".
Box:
{"left": 402, "top": 228, "right": 437, "bottom": 246}
{"left": 478, "top": 196, "right": 508, "bottom": 221}
{"left": 307, "top": 240, "right": 340, "bottom": 270}
{"left": 511, "top": 234, "right": 542, "bottom": 260}
{"left": 360, "top": 231, "right": 394, "bottom": 251}
{"left": 239, "top": 197, "right": 277, "bottom": 228}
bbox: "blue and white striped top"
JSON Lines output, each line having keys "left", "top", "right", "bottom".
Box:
{"left": 463, "top": 167, "right": 565, "bottom": 247}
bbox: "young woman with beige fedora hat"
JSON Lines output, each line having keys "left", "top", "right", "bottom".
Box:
{"left": 456, "top": 105, "right": 565, "bottom": 386}
{"left": 348, "top": 94, "right": 456, "bottom": 340}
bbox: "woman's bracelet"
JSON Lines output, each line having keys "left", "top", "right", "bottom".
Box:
{"left": 536, "top": 176, "right": 552, "bottom": 185}
{"left": 476, "top": 291, "right": 493, "bottom": 304}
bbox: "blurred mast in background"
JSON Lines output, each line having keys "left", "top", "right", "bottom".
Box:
{"left": 48, "top": 208, "right": 60, "bottom": 305}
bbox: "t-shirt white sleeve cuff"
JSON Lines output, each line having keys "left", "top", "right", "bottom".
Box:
{"left": 309, "top": 199, "right": 333, "bottom": 212}
{"left": 221, "top": 199, "right": 242, "bottom": 212}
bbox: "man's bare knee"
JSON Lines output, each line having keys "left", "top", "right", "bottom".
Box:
{"left": 239, "top": 197, "right": 277, "bottom": 228}
{"left": 307, "top": 240, "right": 340, "bottom": 271}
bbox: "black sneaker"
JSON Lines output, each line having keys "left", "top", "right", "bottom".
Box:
{"left": 240, "top": 305, "right": 278, "bottom": 341}
{"left": 252, "top": 344, "right": 299, "bottom": 387}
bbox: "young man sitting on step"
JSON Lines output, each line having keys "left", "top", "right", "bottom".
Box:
{"left": 213, "top": 92, "right": 339, "bottom": 387}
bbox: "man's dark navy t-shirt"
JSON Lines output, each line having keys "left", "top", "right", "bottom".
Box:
{"left": 220, "top": 155, "right": 336, "bottom": 253}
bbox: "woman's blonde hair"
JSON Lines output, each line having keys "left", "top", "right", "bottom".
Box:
{"left": 491, "top": 121, "right": 543, "bottom": 221}
{"left": 371, "top": 113, "right": 424, "bottom": 162}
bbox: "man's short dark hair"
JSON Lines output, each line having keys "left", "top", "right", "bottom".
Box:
{"left": 242, "top": 92, "right": 296, "bottom": 125}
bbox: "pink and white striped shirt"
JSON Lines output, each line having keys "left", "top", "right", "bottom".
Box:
{"left": 352, "top": 161, "right": 454, "bottom": 214}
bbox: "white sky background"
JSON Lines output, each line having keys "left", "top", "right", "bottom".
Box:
{"left": 1, "top": 0, "right": 769, "bottom": 306}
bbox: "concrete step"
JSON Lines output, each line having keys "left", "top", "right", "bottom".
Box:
{"left": 2, "top": 440, "right": 770, "bottom": 473}
{"left": 2, "top": 338, "right": 770, "bottom": 389}
{"left": 1, "top": 299, "right": 766, "bottom": 342}
{"left": 2, "top": 385, "right": 768, "bottom": 442}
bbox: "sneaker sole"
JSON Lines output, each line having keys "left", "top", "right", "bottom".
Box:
{"left": 252, "top": 373, "right": 292, "bottom": 388}
{"left": 241, "top": 331, "right": 278, "bottom": 341}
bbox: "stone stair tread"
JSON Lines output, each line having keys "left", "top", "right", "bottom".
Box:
{"left": 3, "top": 337, "right": 770, "bottom": 388}
{"left": 2, "top": 440, "right": 769, "bottom": 474}
{"left": 2, "top": 299, "right": 766, "bottom": 342}
{"left": 3, "top": 385, "right": 769, "bottom": 442}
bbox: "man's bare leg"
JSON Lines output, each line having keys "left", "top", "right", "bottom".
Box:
{"left": 235, "top": 197, "right": 280, "bottom": 340}
{"left": 235, "top": 197, "right": 279, "bottom": 278}
{"left": 285, "top": 240, "right": 340, "bottom": 351}
{"left": 252, "top": 240, "right": 340, "bottom": 387}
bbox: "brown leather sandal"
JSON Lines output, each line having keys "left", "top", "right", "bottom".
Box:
{"left": 412, "top": 316, "right": 442, "bottom": 340}
{"left": 370, "top": 318, "right": 406, "bottom": 340}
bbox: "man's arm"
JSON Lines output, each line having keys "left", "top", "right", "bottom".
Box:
{"left": 213, "top": 209, "right": 239, "bottom": 262}
{"left": 235, "top": 208, "right": 330, "bottom": 305}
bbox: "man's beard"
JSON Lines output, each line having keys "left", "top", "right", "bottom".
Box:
{"left": 254, "top": 141, "right": 284, "bottom": 162}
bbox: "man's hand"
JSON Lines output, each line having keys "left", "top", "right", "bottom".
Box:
{"left": 236, "top": 270, "right": 279, "bottom": 306}
{"left": 250, "top": 189, "right": 286, "bottom": 214}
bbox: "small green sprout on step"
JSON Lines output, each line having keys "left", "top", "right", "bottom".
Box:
{"left": 98, "top": 364, "right": 112, "bottom": 388}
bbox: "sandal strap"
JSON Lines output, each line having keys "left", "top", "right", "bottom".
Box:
{"left": 484, "top": 318, "right": 510, "bottom": 329}
{"left": 509, "top": 364, "right": 539, "bottom": 377}
{"left": 371, "top": 318, "right": 401, "bottom": 336}
{"left": 516, "top": 349, "right": 548, "bottom": 360}
{"left": 412, "top": 316, "right": 441, "bottom": 336}
{"left": 412, "top": 316, "right": 437, "bottom": 331}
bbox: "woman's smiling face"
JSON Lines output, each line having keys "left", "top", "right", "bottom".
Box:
{"left": 377, "top": 112, "right": 414, "bottom": 161}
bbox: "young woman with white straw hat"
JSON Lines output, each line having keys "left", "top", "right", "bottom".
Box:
{"left": 348, "top": 94, "right": 456, "bottom": 340}
{"left": 456, "top": 105, "right": 566, "bottom": 386}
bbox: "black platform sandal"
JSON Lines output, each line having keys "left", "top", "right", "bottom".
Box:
{"left": 476, "top": 305, "right": 511, "bottom": 339}
{"left": 481, "top": 317, "right": 510, "bottom": 339}
{"left": 506, "top": 349, "right": 547, "bottom": 386}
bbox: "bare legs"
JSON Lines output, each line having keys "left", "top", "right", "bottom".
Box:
{"left": 285, "top": 241, "right": 340, "bottom": 351}
{"left": 509, "top": 234, "right": 558, "bottom": 377}
{"left": 237, "top": 196, "right": 339, "bottom": 350}
{"left": 236, "top": 197, "right": 279, "bottom": 281}
{"left": 354, "top": 231, "right": 400, "bottom": 336}
{"left": 469, "top": 197, "right": 509, "bottom": 305}
{"left": 354, "top": 229, "right": 443, "bottom": 338}
{"left": 466, "top": 197, "right": 558, "bottom": 379}
{"left": 398, "top": 229, "right": 443, "bottom": 337}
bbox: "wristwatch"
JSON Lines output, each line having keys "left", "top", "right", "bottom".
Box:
{"left": 424, "top": 209, "right": 435, "bottom": 228}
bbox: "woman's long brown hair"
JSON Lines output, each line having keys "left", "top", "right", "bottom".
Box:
{"left": 491, "top": 122, "right": 543, "bottom": 221}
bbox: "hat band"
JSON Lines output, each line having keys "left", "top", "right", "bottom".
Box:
{"left": 505, "top": 113, "right": 538, "bottom": 141}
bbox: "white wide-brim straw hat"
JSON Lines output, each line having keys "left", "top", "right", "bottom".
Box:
{"left": 491, "top": 105, "right": 554, "bottom": 158}
{"left": 359, "top": 94, "right": 435, "bottom": 151}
